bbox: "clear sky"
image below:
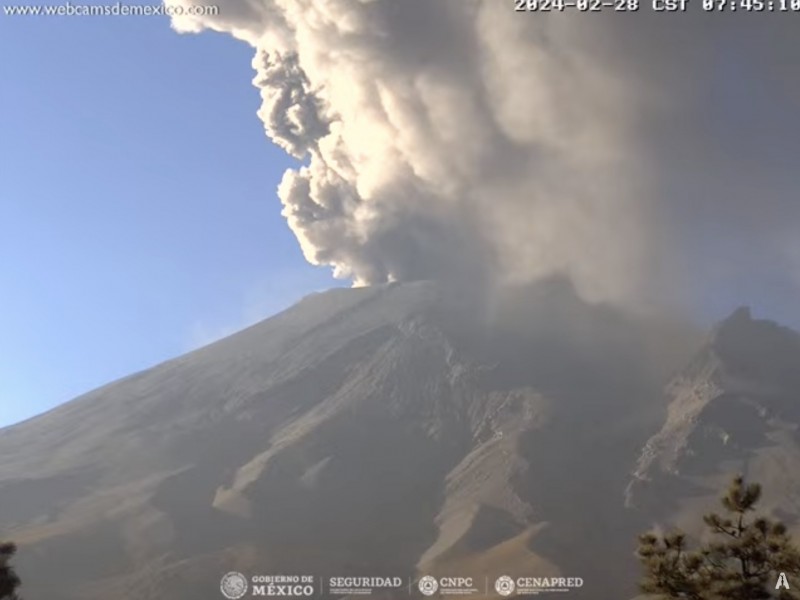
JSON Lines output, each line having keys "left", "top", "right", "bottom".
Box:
{"left": 0, "top": 12, "right": 338, "bottom": 427}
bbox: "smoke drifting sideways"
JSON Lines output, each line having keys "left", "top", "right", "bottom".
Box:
{"left": 167, "top": 0, "right": 800, "bottom": 319}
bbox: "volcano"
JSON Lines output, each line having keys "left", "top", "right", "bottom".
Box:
{"left": 2, "top": 280, "right": 798, "bottom": 599}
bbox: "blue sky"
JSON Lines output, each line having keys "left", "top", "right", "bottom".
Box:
{"left": 0, "top": 13, "right": 338, "bottom": 427}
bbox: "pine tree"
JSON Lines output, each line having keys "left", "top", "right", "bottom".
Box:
{"left": 0, "top": 541, "right": 21, "bottom": 600}
{"left": 637, "top": 476, "right": 800, "bottom": 599}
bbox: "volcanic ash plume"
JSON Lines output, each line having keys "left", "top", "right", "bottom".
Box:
{"left": 167, "top": 1, "right": 800, "bottom": 314}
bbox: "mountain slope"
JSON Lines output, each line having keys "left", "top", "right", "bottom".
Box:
{"left": 3, "top": 281, "right": 795, "bottom": 600}
{"left": 626, "top": 307, "right": 800, "bottom": 541}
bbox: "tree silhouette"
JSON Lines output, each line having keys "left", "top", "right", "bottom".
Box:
{"left": 0, "top": 541, "right": 21, "bottom": 600}
{"left": 637, "top": 476, "right": 800, "bottom": 599}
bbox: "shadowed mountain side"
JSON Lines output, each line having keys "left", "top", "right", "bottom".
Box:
{"left": 626, "top": 307, "right": 800, "bottom": 576}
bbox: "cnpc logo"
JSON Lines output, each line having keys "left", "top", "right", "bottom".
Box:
{"left": 417, "top": 575, "right": 478, "bottom": 596}
{"left": 418, "top": 576, "right": 439, "bottom": 596}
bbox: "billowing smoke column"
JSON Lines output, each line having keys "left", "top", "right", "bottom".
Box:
{"left": 167, "top": 1, "right": 800, "bottom": 315}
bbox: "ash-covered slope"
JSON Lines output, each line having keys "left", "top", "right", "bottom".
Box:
{"left": 626, "top": 307, "right": 800, "bottom": 537}
{"left": 0, "top": 280, "right": 759, "bottom": 600}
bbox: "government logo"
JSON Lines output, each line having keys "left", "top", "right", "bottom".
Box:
{"left": 250, "top": 575, "right": 315, "bottom": 596}
{"left": 220, "top": 572, "right": 249, "bottom": 599}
